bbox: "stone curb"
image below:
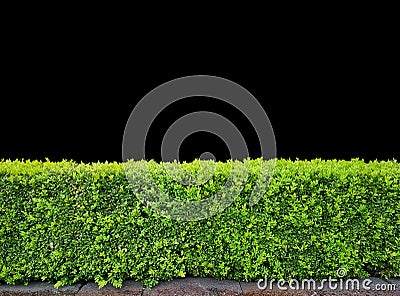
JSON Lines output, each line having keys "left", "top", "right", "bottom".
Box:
{"left": 0, "top": 282, "right": 82, "bottom": 295}
{"left": 0, "top": 278, "right": 399, "bottom": 295}
{"left": 76, "top": 280, "right": 143, "bottom": 296}
{"left": 142, "top": 278, "right": 242, "bottom": 296}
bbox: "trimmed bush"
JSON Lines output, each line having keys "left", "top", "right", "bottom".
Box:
{"left": 0, "top": 159, "right": 399, "bottom": 288}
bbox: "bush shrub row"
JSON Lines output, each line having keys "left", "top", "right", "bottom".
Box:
{"left": 0, "top": 159, "right": 399, "bottom": 288}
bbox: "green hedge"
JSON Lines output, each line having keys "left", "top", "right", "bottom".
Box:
{"left": 0, "top": 159, "right": 399, "bottom": 288}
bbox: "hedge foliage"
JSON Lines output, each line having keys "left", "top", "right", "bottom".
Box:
{"left": 0, "top": 159, "right": 399, "bottom": 288}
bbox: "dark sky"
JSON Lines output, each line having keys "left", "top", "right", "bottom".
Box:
{"left": 1, "top": 32, "right": 398, "bottom": 163}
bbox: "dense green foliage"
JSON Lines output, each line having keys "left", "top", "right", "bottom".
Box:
{"left": 0, "top": 159, "right": 399, "bottom": 288}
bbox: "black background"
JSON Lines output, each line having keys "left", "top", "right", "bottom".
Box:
{"left": 1, "top": 26, "right": 398, "bottom": 163}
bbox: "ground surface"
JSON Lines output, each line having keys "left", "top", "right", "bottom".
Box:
{"left": 0, "top": 277, "right": 399, "bottom": 295}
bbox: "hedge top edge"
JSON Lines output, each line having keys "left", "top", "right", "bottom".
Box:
{"left": 0, "top": 158, "right": 398, "bottom": 175}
